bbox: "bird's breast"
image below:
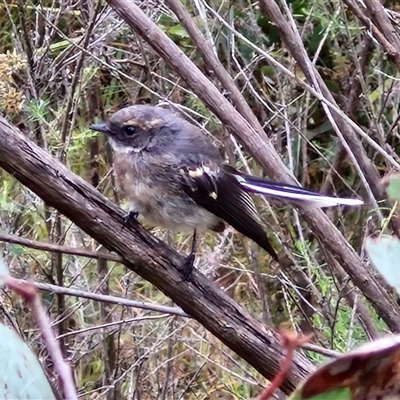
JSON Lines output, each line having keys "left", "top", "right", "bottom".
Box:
{"left": 112, "top": 151, "right": 221, "bottom": 232}
{"left": 113, "top": 152, "right": 156, "bottom": 211}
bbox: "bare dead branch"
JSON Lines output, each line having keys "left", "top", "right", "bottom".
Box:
{"left": 342, "top": 0, "right": 400, "bottom": 69}
{"left": 0, "top": 117, "right": 313, "bottom": 394}
{"left": 29, "top": 280, "right": 188, "bottom": 317}
{"left": 104, "top": 0, "right": 400, "bottom": 331}
{"left": 165, "top": 0, "right": 262, "bottom": 133}
{"left": 0, "top": 231, "right": 122, "bottom": 262}
{"left": 363, "top": 0, "right": 400, "bottom": 66}
{"left": 257, "top": 0, "right": 400, "bottom": 330}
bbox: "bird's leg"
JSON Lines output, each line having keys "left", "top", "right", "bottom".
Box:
{"left": 181, "top": 230, "right": 197, "bottom": 280}
{"left": 122, "top": 210, "right": 139, "bottom": 228}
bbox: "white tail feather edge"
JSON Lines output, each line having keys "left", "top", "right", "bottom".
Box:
{"left": 239, "top": 182, "right": 364, "bottom": 208}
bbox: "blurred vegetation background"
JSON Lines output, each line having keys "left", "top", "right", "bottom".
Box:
{"left": 0, "top": 0, "right": 399, "bottom": 398}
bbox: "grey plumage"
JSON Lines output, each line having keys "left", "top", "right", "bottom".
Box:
{"left": 91, "top": 105, "right": 363, "bottom": 265}
{"left": 96, "top": 105, "right": 226, "bottom": 232}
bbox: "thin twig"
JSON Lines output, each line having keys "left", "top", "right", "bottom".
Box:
{"left": 28, "top": 280, "right": 188, "bottom": 317}
{"left": 58, "top": 314, "right": 173, "bottom": 339}
{"left": 202, "top": 1, "right": 400, "bottom": 171}
{"left": 166, "top": 0, "right": 264, "bottom": 133}
{"left": 0, "top": 231, "right": 123, "bottom": 262}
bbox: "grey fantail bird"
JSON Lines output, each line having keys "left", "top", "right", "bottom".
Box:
{"left": 90, "top": 105, "right": 363, "bottom": 278}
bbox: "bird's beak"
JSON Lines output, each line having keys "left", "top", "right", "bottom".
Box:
{"left": 90, "top": 123, "right": 109, "bottom": 134}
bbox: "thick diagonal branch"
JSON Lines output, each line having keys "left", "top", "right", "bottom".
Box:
{"left": 105, "top": 0, "right": 400, "bottom": 331}
{"left": 0, "top": 117, "right": 313, "bottom": 394}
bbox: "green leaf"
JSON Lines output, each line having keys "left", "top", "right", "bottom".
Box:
{"left": 9, "top": 244, "right": 24, "bottom": 257}
{"left": 306, "top": 388, "right": 351, "bottom": 400}
{"left": 0, "top": 324, "right": 56, "bottom": 399}
{"left": 366, "top": 236, "right": 400, "bottom": 294}
{"left": 288, "top": 387, "right": 351, "bottom": 400}
{"left": 305, "top": 120, "right": 333, "bottom": 140}
{"left": 167, "top": 24, "right": 189, "bottom": 38}
{"left": 386, "top": 174, "right": 400, "bottom": 201}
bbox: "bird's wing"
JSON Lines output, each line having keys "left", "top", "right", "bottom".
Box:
{"left": 223, "top": 166, "right": 364, "bottom": 207}
{"left": 179, "top": 163, "right": 278, "bottom": 260}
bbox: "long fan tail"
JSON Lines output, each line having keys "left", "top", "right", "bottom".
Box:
{"left": 235, "top": 174, "right": 363, "bottom": 208}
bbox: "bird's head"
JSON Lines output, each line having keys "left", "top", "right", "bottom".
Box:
{"left": 90, "top": 105, "right": 178, "bottom": 153}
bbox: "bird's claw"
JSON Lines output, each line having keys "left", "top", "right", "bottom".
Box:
{"left": 122, "top": 210, "right": 139, "bottom": 228}
{"left": 180, "top": 253, "right": 195, "bottom": 281}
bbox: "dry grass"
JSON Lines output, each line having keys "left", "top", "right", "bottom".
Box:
{"left": 0, "top": 0, "right": 398, "bottom": 398}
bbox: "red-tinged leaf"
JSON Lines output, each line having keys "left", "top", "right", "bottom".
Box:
{"left": 300, "top": 336, "right": 400, "bottom": 399}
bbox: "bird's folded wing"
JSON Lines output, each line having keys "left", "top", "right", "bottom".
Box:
{"left": 179, "top": 164, "right": 278, "bottom": 260}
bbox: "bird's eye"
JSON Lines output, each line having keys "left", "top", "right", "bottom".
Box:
{"left": 125, "top": 126, "right": 137, "bottom": 136}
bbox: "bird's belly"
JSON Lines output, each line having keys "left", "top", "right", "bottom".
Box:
{"left": 143, "top": 201, "right": 218, "bottom": 232}
{"left": 118, "top": 174, "right": 218, "bottom": 232}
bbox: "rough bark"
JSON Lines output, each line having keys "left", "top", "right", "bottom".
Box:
{"left": 0, "top": 117, "right": 313, "bottom": 394}
{"left": 104, "top": 0, "right": 400, "bottom": 331}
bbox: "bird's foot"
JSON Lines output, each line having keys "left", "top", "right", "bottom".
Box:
{"left": 122, "top": 210, "right": 139, "bottom": 228}
{"left": 180, "top": 253, "right": 195, "bottom": 281}
{"left": 180, "top": 230, "right": 197, "bottom": 281}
